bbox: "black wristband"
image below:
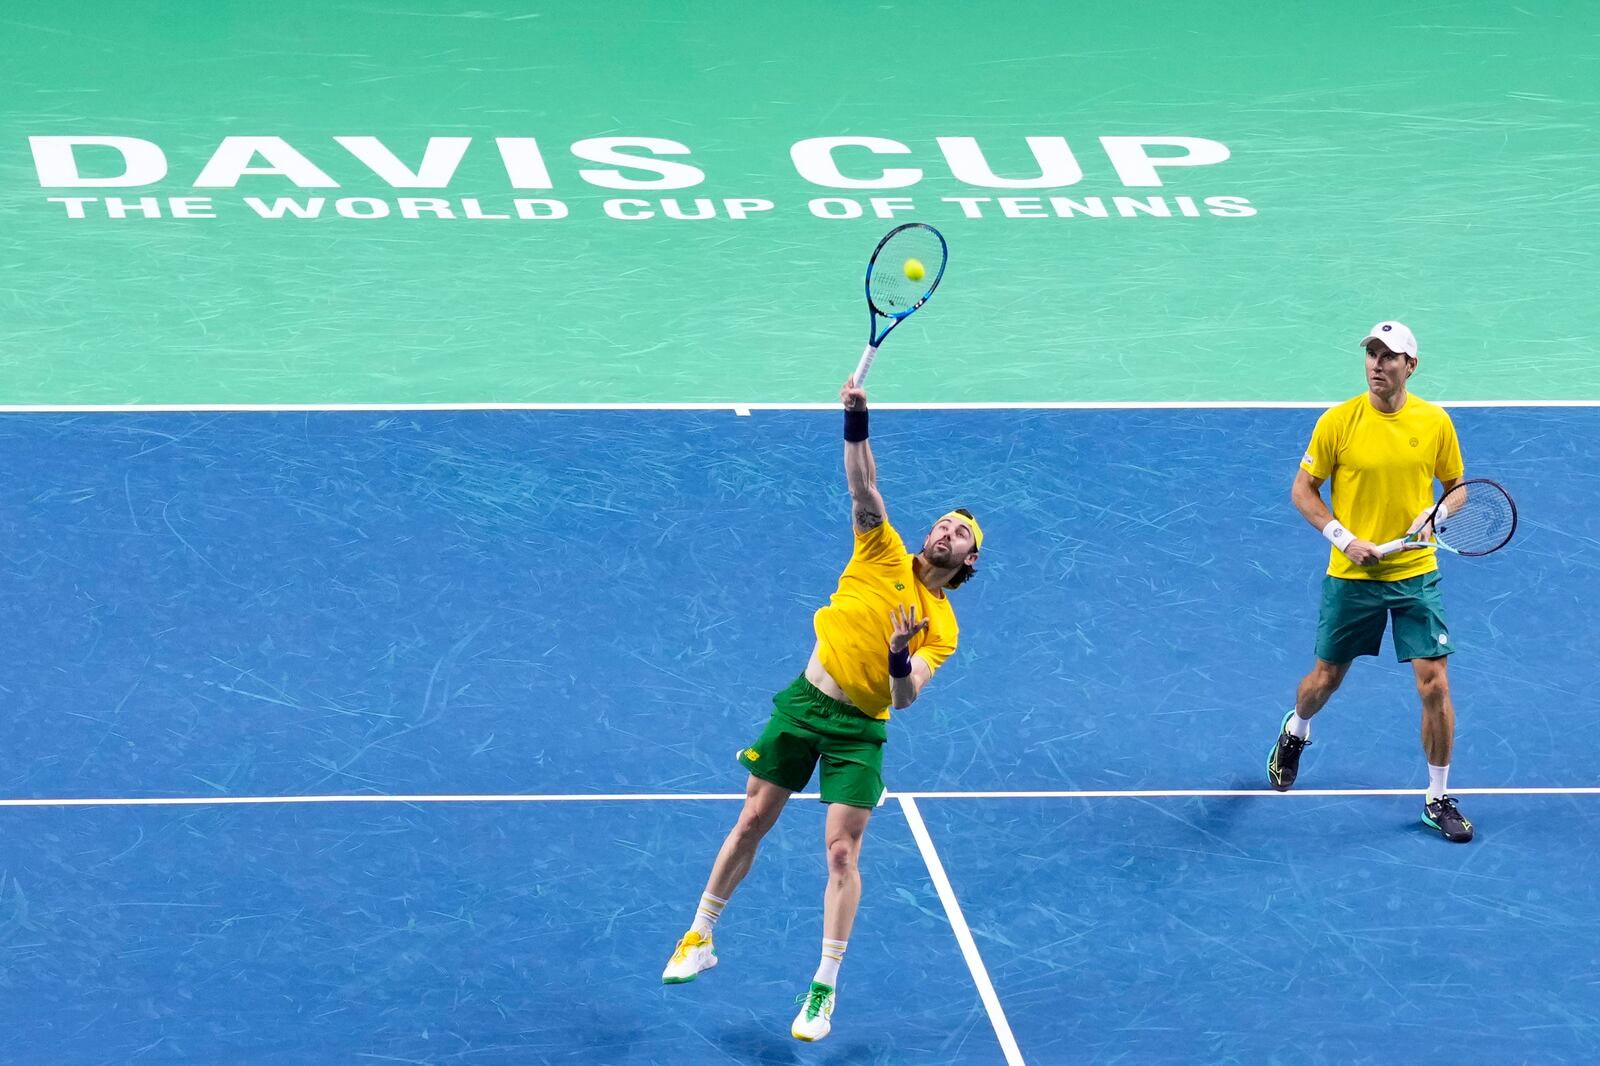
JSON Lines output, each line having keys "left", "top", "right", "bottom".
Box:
{"left": 844, "top": 408, "right": 869, "bottom": 442}
{"left": 888, "top": 647, "right": 912, "bottom": 678}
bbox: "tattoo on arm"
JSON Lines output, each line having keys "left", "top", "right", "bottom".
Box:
{"left": 855, "top": 506, "right": 884, "bottom": 530}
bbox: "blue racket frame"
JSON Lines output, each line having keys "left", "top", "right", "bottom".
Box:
{"left": 852, "top": 223, "right": 948, "bottom": 387}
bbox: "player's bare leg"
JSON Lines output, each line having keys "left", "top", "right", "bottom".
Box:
{"left": 705, "top": 774, "right": 793, "bottom": 898}
{"left": 1270, "top": 658, "right": 1351, "bottom": 789}
{"left": 793, "top": 801, "right": 872, "bottom": 1041}
{"left": 821, "top": 801, "right": 871, "bottom": 944}
{"left": 663, "top": 774, "right": 792, "bottom": 983}
{"left": 1295, "top": 658, "right": 1351, "bottom": 722}
{"left": 1414, "top": 656, "right": 1472, "bottom": 842}
{"left": 1413, "top": 656, "right": 1455, "bottom": 767}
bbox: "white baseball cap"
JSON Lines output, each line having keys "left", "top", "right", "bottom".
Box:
{"left": 1361, "top": 320, "right": 1418, "bottom": 359}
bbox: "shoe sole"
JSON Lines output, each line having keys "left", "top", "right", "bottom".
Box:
{"left": 791, "top": 1026, "right": 831, "bottom": 1042}
{"left": 1421, "top": 815, "right": 1474, "bottom": 843}
{"left": 1267, "top": 712, "right": 1300, "bottom": 791}
{"left": 662, "top": 954, "right": 717, "bottom": 984}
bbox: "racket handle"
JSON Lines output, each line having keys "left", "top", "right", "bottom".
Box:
{"left": 852, "top": 344, "right": 879, "bottom": 388}
{"left": 1374, "top": 537, "right": 1408, "bottom": 557}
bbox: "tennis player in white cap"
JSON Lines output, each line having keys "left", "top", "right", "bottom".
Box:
{"left": 1269, "top": 321, "right": 1475, "bottom": 842}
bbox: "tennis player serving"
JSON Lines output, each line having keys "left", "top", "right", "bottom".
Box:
{"left": 1270, "top": 321, "right": 1475, "bottom": 842}
{"left": 661, "top": 377, "right": 983, "bottom": 1042}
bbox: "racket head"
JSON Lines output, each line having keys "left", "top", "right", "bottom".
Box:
{"left": 1430, "top": 478, "right": 1518, "bottom": 557}
{"left": 864, "top": 223, "right": 948, "bottom": 344}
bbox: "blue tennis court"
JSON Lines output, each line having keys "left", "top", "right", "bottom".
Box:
{"left": 3, "top": 406, "right": 1596, "bottom": 1063}
{"left": 10, "top": 0, "right": 1600, "bottom": 1059}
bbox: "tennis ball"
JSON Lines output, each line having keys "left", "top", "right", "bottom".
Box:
{"left": 903, "top": 258, "right": 925, "bottom": 281}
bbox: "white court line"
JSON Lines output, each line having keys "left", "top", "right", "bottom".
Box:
{"left": 1, "top": 400, "right": 1599, "bottom": 414}
{"left": 3, "top": 786, "right": 1598, "bottom": 808}
{"left": 0, "top": 793, "right": 759, "bottom": 807}
{"left": 903, "top": 786, "right": 1600, "bottom": 799}
{"left": 899, "top": 795, "right": 1026, "bottom": 1066}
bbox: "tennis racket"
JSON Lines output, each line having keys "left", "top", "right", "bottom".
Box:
{"left": 1375, "top": 478, "right": 1518, "bottom": 558}
{"left": 851, "top": 223, "right": 948, "bottom": 387}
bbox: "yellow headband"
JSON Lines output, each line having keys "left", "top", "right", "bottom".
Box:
{"left": 938, "top": 511, "right": 983, "bottom": 553}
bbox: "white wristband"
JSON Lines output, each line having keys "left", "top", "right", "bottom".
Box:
{"left": 1435, "top": 502, "right": 1449, "bottom": 524}
{"left": 1322, "top": 519, "right": 1356, "bottom": 552}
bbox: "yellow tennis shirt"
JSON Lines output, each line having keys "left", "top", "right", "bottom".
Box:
{"left": 813, "top": 521, "right": 959, "bottom": 720}
{"left": 1300, "top": 393, "right": 1464, "bottom": 582}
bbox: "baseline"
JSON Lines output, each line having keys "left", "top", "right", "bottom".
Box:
{"left": 3, "top": 786, "right": 1598, "bottom": 808}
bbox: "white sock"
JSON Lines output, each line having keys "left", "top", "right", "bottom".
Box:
{"left": 813, "top": 938, "right": 847, "bottom": 987}
{"left": 1286, "top": 709, "right": 1311, "bottom": 740}
{"left": 1427, "top": 764, "right": 1449, "bottom": 802}
{"left": 690, "top": 891, "right": 727, "bottom": 938}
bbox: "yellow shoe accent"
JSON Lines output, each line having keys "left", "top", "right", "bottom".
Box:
{"left": 669, "top": 931, "right": 704, "bottom": 964}
{"left": 662, "top": 930, "right": 717, "bottom": 984}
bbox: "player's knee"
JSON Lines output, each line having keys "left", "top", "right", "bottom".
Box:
{"left": 1414, "top": 665, "right": 1450, "bottom": 703}
{"left": 825, "top": 837, "right": 858, "bottom": 875}
{"left": 734, "top": 807, "right": 778, "bottom": 843}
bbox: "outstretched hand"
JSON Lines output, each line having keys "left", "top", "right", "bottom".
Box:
{"left": 889, "top": 604, "right": 929, "bottom": 652}
{"left": 840, "top": 377, "right": 866, "bottom": 411}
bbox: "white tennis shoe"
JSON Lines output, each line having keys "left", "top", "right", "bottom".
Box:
{"left": 790, "top": 982, "right": 836, "bottom": 1042}
{"left": 661, "top": 930, "right": 717, "bottom": 984}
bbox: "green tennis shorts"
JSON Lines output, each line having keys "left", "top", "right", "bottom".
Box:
{"left": 1315, "top": 571, "right": 1453, "bottom": 664}
{"left": 737, "top": 676, "right": 888, "bottom": 808}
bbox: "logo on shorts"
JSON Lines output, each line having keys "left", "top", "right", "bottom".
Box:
{"left": 743, "top": 747, "right": 760, "bottom": 762}
{"left": 1438, "top": 633, "right": 1449, "bottom": 645}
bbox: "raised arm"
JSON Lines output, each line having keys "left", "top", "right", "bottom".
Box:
{"left": 841, "top": 377, "right": 888, "bottom": 533}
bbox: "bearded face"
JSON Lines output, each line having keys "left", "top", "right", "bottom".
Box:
{"left": 924, "top": 540, "right": 959, "bottom": 567}
{"left": 922, "top": 516, "right": 977, "bottom": 569}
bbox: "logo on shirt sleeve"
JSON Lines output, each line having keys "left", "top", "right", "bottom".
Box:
{"left": 1301, "top": 451, "right": 1315, "bottom": 467}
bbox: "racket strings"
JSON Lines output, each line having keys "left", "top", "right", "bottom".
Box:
{"left": 1435, "top": 487, "right": 1516, "bottom": 555}
{"left": 868, "top": 228, "right": 945, "bottom": 315}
